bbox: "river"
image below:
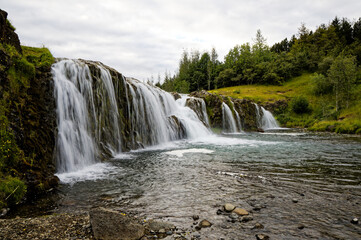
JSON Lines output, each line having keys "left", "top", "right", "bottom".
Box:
{"left": 51, "top": 130, "right": 361, "bottom": 239}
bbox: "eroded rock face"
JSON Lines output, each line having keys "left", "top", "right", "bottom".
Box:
{"left": 90, "top": 207, "right": 145, "bottom": 240}
{"left": 190, "top": 90, "right": 261, "bottom": 131}
{"left": 0, "top": 9, "right": 22, "bottom": 53}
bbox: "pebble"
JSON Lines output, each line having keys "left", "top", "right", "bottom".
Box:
{"left": 292, "top": 198, "right": 298, "bottom": 203}
{"left": 298, "top": 224, "right": 305, "bottom": 230}
{"left": 224, "top": 203, "right": 236, "bottom": 212}
{"left": 192, "top": 215, "right": 199, "bottom": 221}
{"left": 252, "top": 223, "right": 264, "bottom": 229}
{"left": 166, "top": 231, "right": 173, "bottom": 235}
{"left": 159, "top": 229, "right": 166, "bottom": 234}
{"left": 351, "top": 218, "right": 358, "bottom": 224}
{"left": 233, "top": 208, "right": 249, "bottom": 216}
{"left": 256, "top": 234, "right": 270, "bottom": 240}
{"left": 240, "top": 216, "right": 253, "bottom": 222}
{"left": 217, "top": 209, "right": 223, "bottom": 215}
{"left": 199, "top": 219, "right": 212, "bottom": 228}
{"left": 229, "top": 213, "right": 238, "bottom": 220}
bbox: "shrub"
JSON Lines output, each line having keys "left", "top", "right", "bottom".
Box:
{"left": 291, "top": 96, "right": 311, "bottom": 114}
{"left": 0, "top": 176, "right": 27, "bottom": 207}
{"left": 312, "top": 73, "right": 333, "bottom": 95}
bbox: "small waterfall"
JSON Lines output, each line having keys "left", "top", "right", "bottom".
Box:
{"left": 254, "top": 103, "right": 279, "bottom": 130}
{"left": 222, "top": 102, "right": 238, "bottom": 133}
{"left": 230, "top": 101, "right": 242, "bottom": 132}
{"left": 260, "top": 107, "right": 280, "bottom": 129}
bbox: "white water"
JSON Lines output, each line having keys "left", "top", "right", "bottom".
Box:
{"left": 53, "top": 60, "right": 212, "bottom": 179}
{"left": 222, "top": 102, "right": 238, "bottom": 133}
{"left": 260, "top": 106, "right": 280, "bottom": 130}
{"left": 53, "top": 60, "right": 97, "bottom": 173}
{"left": 254, "top": 103, "right": 280, "bottom": 130}
{"left": 230, "top": 101, "right": 242, "bottom": 132}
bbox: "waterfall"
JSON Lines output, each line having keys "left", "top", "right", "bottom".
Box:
{"left": 230, "top": 101, "right": 242, "bottom": 132}
{"left": 260, "top": 107, "right": 280, "bottom": 129}
{"left": 222, "top": 102, "right": 238, "bottom": 133}
{"left": 52, "top": 60, "right": 98, "bottom": 173}
{"left": 254, "top": 103, "right": 279, "bottom": 130}
{"left": 53, "top": 59, "right": 211, "bottom": 174}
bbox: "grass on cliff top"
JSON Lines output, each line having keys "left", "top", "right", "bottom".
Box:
{"left": 209, "top": 73, "right": 361, "bottom": 134}
{"left": 21, "top": 46, "right": 54, "bottom": 69}
{"left": 209, "top": 73, "right": 314, "bottom": 104}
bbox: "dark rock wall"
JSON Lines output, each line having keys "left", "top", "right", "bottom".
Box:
{"left": 190, "top": 90, "right": 261, "bottom": 131}
{"left": 0, "top": 9, "right": 57, "bottom": 199}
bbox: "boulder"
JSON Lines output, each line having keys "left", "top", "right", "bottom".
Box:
{"left": 90, "top": 207, "right": 145, "bottom": 240}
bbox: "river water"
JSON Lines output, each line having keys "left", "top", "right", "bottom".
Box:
{"left": 52, "top": 130, "right": 361, "bottom": 239}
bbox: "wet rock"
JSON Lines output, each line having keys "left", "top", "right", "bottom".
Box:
{"left": 233, "top": 208, "right": 249, "bottom": 216}
{"left": 199, "top": 219, "right": 212, "bottom": 228}
{"left": 192, "top": 215, "right": 199, "bottom": 221}
{"left": 298, "top": 224, "right": 305, "bottom": 229}
{"left": 240, "top": 216, "right": 254, "bottom": 222}
{"left": 351, "top": 218, "right": 359, "bottom": 224}
{"left": 252, "top": 223, "right": 264, "bottom": 229}
{"left": 224, "top": 203, "right": 236, "bottom": 212}
{"left": 90, "top": 207, "right": 145, "bottom": 240}
{"left": 147, "top": 220, "right": 175, "bottom": 232}
{"left": 256, "top": 234, "right": 270, "bottom": 240}
{"left": 229, "top": 212, "right": 238, "bottom": 220}
{"left": 0, "top": 208, "right": 10, "bottom": 217}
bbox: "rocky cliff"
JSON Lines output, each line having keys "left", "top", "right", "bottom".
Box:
{"left": 0, "top": 9, "right": 57, "bottom": 209}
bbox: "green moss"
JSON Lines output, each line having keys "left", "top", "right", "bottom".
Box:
{"left": 22, "top": 46, "right": 54, "bottom": 69}
{"left": 6, "top": 19, "right": 16, "bottom": 31}
{"left": 0, "top": 176, "right": 26, "bottom": 207}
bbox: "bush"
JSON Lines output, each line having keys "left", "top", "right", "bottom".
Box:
{"left": 0, "top": 176, "right": 27, "bottom": 207}
{"left": 291, "top": 96, "right": 311, "bottom": 114}
{"left": 312, "top": 73, "right": 333, "bottom": 95}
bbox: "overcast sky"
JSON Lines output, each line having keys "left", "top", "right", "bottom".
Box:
{"left": 1, "top": 0, "right": 361, "bottom": 81}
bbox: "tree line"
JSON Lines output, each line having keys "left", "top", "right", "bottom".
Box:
{"left": 156, "top": 17, "right": 361, "bottom": 107}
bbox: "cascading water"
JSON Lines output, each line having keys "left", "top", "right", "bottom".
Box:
{"left": 260, "top": 106, "right": 280, "bottom": 129}
{"left": 254, "top": 103, "right": 279, "bottom": 130}
{"left": 222, "top": 102, "right": 238, "bottom": 133}
{"left": 52, "top": 60, "right": 98, "bottom": 173}
{"left": 53, "top": 59, "right": 211, "bottom": 174}
{"left": 230, "top": 101, "right": 242, "bottom": 132}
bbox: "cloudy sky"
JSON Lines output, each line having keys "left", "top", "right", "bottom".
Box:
{"left": 1, "top": 0, "right": 361, "bottom": 81}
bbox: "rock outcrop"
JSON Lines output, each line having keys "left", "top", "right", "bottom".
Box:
{"left": 90, "top": 207, "right": 145, "bottom": 240}
{"left": 0, "top": 9, "right": 58, "bottom": 207}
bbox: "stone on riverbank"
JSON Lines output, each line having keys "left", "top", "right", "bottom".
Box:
{"left": 233, "top": 208, "right": 249, "bottom": 216}
{"left": 224, "top": 203, "right": 236, "bottom": 212}
{"left": 90, "top": 207, "right": 144, "bottom": 240}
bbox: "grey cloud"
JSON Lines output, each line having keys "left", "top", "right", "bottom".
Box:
{"left": 1, "top": 0, "right": 361, "bottom": 80}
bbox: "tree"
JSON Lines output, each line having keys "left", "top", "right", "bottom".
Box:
{"left": 328, "top": 55, "right": 357, "bottom": 110}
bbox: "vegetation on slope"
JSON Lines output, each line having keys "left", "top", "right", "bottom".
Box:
{"left": 0, "top": 11, "right": 56, "bottom": 209}
{"left": 210, "top": 73, "right": 361, "bottom": 134}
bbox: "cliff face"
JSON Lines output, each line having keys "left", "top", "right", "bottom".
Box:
{"left": 0, "top": 9, "right": 57, "bottom": 208}
{"left": 190, "top": 90, "right": 261, "bottom": 131}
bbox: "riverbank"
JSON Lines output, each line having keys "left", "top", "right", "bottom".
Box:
{"left": 209, "top": 73, "right": 361, "bottom": 134}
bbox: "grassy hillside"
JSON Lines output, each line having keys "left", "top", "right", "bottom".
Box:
{"left": 209, "top": 73, "right": 361, "bottom": 134}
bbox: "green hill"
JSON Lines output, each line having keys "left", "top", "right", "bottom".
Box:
{"left": 210, "top": 73, "right": 361, "bottom": 134}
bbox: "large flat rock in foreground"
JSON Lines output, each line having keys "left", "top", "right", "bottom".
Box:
{"left": 90, "top": 207, "right": 144, "bottom": 240}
